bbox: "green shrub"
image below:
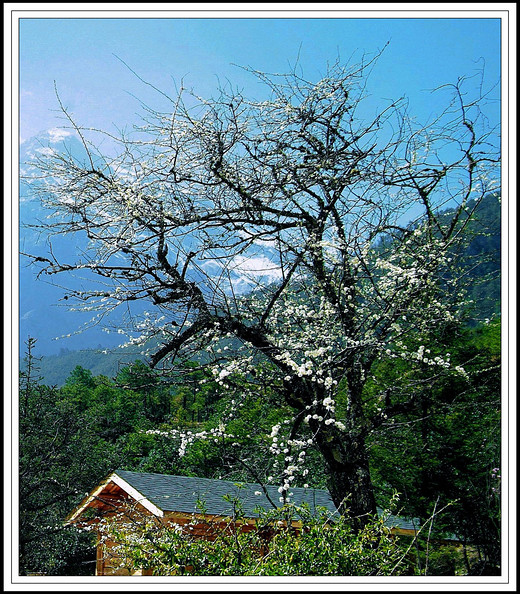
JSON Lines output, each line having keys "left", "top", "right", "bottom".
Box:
{"left": 100, "top": 501, "right": 416, "bottom": 576}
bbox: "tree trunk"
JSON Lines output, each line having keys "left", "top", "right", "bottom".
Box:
{"left": 314, "top": 425, "right": 377, "bottom": 531}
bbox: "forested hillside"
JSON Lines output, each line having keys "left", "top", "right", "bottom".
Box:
{"left": 443, "top": 192, "right": 501, "bottom": 323}
{"left": 20, "top": 346, "right": 147, "bottom": 387}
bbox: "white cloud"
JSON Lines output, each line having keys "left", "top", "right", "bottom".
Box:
{"left": 47, "top": 128, "right": 72, "bottom": 144}
{"left": 35, "top": 146, "right": 56, "bottom": 156}
{"left": 202, "top": 253, "right": 283, "bottom": 294}
{"left": 229, "top": 255, "right": 283, "bottom": 290}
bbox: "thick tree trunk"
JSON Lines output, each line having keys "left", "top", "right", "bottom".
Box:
{"left": 314, "top": 425, "right": 377, "bottom": 532}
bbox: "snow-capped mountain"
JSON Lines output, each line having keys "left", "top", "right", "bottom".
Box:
{"left": 19, "top": 130, "right": 133, "bottom": 357}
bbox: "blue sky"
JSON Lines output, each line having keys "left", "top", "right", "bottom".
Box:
{"left": 19, "top": 13, "right": 502, "bottom": 142}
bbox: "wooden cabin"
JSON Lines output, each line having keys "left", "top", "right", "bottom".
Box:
{"left": 65, "top": 469, "right": 419, "bottom": 576}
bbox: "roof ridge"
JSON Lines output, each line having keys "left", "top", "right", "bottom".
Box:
{"left": 114, "top": 469, "right": 329, "bottom": 495}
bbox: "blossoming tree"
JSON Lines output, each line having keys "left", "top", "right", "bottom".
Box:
{"left": 24, "top": 55, "right": 499, "bottom": 530}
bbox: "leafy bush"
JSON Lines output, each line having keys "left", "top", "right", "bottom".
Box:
{"left": 99, "top": 500, "right": 416, "bottom": 576}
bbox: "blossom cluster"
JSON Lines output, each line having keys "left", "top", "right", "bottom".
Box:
{"left": 146, "top": 426, "right": 237, "bottom": 457}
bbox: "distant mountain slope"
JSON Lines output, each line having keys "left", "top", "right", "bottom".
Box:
{"left": 20, "top": 346, "right": 147, "bottom": 387}
{"left": 444, "top": 192, "right": 501, "bottom": 323}
{"left": 19, "top": 130, "right": 145, "bottom": 357}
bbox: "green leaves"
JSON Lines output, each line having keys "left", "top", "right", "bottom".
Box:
{"left": 19, "top": 349, "right": 119, "bottom": 575}
{"left": 368, "top": 319, "right": 501, "bottom": 573}
{"left": 100, "top": 503, "right": 414, "bottom": 576}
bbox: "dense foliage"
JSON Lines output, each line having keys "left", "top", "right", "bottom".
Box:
{"left": 369, "top": 319, "right": 501, "bottom": 574}
{"left": 19, "top": 339, "right": 117, "bottom": 575}
{"left": 99, "top": 500, "right": 416, "bottom": 576}
{"left": 19, "top": 317, "right": 501, "bottom": 575}
{"left": 18, "top": 342, "right": 215, "bottom": 575}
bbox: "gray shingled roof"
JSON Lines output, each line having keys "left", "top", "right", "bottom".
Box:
{"left": 114, "top": 469, "right": 418, "bottom": 531}
{"left": 115, "top": 469, "right": 336, "bottom": 518}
